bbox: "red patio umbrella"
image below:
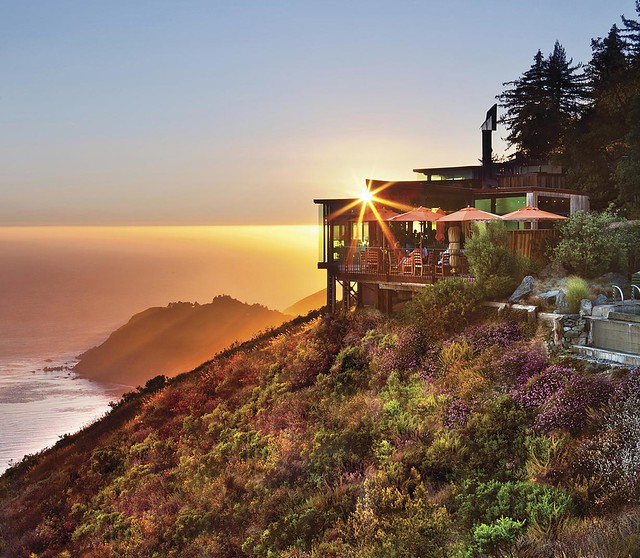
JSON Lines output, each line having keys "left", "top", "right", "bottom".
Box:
{"left": 500, "top": 206, "right": 568, "bottom": 221}
{"left": 438, "top": 206, "right": 502, "bottom": 222}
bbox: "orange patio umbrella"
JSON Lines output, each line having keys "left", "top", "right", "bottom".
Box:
{"left": 387, "top": 206, "right": 444, "bottom": 222}
{"left": 500, "top": 206, "right": 568, "bottom": 221}
{"left": 388, "top": 206, "right": 446, "bottom": 249}
{"left": 438, "top": 206, "right": 502, "bottom": 222}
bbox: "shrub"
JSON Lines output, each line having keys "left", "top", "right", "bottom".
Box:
{"left": 459, "top": 321, "right": 525, "bottom": 353}
{"left": 345, "top": 474, "right": 451, "bottom": 557}
{"left": 565, "top": 276, "right": 590, "bottom": 313}
{"left": 576, "top": 368, "right": 640, "bottom": 506}
{"left": 466, "top": 516, "right": 525, "bottom": 557}
{"left": 462, "top": 395, "right": 530, "bottom": 480}
{"left": 464, "top": 221, "right": 529, "bottom": 297}
{"left": 402, "top": 279, "right": 481, "bottom": 339}
{"left": 553, "top": 207, "right": 630, "bottom": 277}
{"left": 513, "top": 365, "right": 575, "bottom": 411}
{"left": 438, "top": 338, "right": 474, "bottom": 375}
{"left": 490, "top": 341, "right": 548, "bottom": 385}
{"left": 455, "top": 479, "right": 575, "bottom": 531}
{"left": 533, "top": 373, "right": 613, "bottom": 435}
{"left": 442, "top": 398, "right": 472, "bottom": 428}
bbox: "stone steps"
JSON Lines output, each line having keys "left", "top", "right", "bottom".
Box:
{"left": 571, "top": 345, "right": 640, "bottom": 366}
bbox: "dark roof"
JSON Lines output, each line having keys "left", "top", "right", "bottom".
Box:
{"left": 314, "top": 181, "right": 588, "bottom": 204}
{"left": 412, "top": 164, "right": 480, "bottom": 174}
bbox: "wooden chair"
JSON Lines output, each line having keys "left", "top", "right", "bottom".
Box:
{"left": 412, "top": 250, "right": 424, "bottom": 276}
{"left": 389, "top": 250, "right": 402, "bottom": 274}
{"left": 364, "top": 249, "right": 380, "bottom": 273}
{"left": 434, "top": 252, "right": 450, "bottom": 279}
{"left": 423, "top": 250, "right": 436, "bottom": 281}
{"left": 358, "top": 251, "right": 367, "bottom": 272}
{"left": 401, "top": 250, "right": 416, "bottom": 274}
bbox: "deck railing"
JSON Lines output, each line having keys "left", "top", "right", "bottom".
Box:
{"left": 335, "top": 247, "right": 470, "bottom": 282}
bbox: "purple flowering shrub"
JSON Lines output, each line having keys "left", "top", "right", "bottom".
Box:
{"left": 575, "top": 368, "right": 640, "bottom": 506}
{"left": 442, "top": 398, "right": 472, "bottom": 428}
{"left": 369, "top": 325, "right": 435, "bottom": 385}
{"left": 513, "top": 365, "right": 575, "bottom": 411}
{"left": 460, "top": 321, "right": 525, "bottom": 353}
{"left": 512, "top": 364, "right": 613, "bottom": 436}
{"left": 490, "top": 341, "right": 548, "bottom": 385}
{"left": 469, "top": 340, "right": 547, "bottom": 390}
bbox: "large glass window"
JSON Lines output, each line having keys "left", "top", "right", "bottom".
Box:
{"left": 495, "top": 196, "right": 526, "bottom": 214}
{"left": 474, "top": 199, "right": 492, "bottom": 212}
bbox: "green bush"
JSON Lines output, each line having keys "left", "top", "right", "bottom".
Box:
{"left": 565, "top": 276, "right": 590, "bottom": 313}
{"left": 346, "top": 474, "right": 451, "bottom": 557}
{"left": 553, "top": 207, "right": 632, "bottom": 277}
{"left": 455, "top": 479, "right": 575, "bottom": 531}
{"left": 464, "top": 222, "right": 526, "bottom": 284}
{"left": 402, "top": 279, "right": 481, "bottom": 339}
{"left": 465, "top": 516, "right": 525, "bottom": 557}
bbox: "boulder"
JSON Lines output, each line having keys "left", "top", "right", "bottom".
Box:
{"left": 580, "top": 299, "right": 593, "bottom": 316}
{"left": 538, "top": 290, "right": 560, "bottom": 302}
{"left": 593, "top": 294, "right": 609, "bottom": 306}
{"left": 509, "top": 275, "right": 535, "bottom": 303}
{"left": 555, "top": 290, "right": 569, "bottom": 313}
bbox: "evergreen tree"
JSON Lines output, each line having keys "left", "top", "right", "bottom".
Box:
{"left": 616, "top": 96, "right": 640, "bottom": 206}
{"left": 562, "top": 26, "right": 630, "bottom": 207}
{"left": 497, "top": 42, "right": 586, "bottom": 161}
{"left": 622, "top": 0, "right": 640, "bottom": 66}
{"left": 589, "top": 25, "right": 629, "bottom": 108}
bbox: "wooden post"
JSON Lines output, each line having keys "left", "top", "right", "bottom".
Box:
{"left": 327, "top": 274, "right": 337, "bottom": 313}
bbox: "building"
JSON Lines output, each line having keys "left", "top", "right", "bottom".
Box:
{"left": 314, "top": 105, "right": 590, "bottom": 312}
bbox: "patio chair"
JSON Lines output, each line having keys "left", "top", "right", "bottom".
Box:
{"left": 412, "top": 250, "right": 424, "bottom": 276}
{"left": 401, "top": 250, "right": 417, "bottom": 274}
{"left": 365, "top": 249, "right": 380, "bottom": 273}
{"left": 423, "top": 250, "right": 436, "bottom": 281}
{"left": 434, "top": 252, "right": 450, "bottom": 279}
{"left": 389, "top": 250, "right": 402, "bottom": 274}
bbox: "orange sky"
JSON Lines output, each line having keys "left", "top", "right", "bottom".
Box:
{"left": 0, "top": 226, "right": 324, "bottom": 354}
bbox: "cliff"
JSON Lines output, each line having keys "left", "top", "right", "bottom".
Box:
{"left": 2, "top": 287, "right": 640, "bottom": 557}
{"left": 74, "top": 295, "right": 288, "bottom": 386}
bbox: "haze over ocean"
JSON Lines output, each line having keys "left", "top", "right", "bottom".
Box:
{"left": 0, "top": 225, "right": 323, "bottom": 471}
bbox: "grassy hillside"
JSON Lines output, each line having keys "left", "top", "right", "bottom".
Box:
{"left": 74, "top": 295, "right": 288, "bottom": 386}
{"left": 2, "top": 285, "right": 640, "bottom": 557}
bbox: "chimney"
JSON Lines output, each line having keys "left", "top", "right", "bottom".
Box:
{"left": 481, "top": 104, "right": 497, "bottom": 185}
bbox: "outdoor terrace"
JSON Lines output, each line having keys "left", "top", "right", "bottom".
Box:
{"left": 326, "top": 246, "right": 472, "bottom": 288}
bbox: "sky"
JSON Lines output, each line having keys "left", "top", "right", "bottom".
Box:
{"left": 2, "top": 0, "right": 638, "bottom": 226}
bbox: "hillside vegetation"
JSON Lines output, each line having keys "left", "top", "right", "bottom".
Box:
{"left": 74, "top": 295, "right": 288, "bottom": 386}
{"left": 2, "top": 283, "right": 640, "bottom": 557}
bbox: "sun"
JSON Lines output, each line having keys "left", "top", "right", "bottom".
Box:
{"left": 359, "top": 189, "right": 374, "bottom": 204}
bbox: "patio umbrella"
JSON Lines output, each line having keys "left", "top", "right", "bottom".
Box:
{"left": 388, "top": 206, "right": 445, "bottom": 248}
{"left": 437, "top": 206, "right": 502, "bottom": 222}
{"left": 500, "top": 206, "right": 568, "bottom": 221}
{"left": 387, "top": 206, "right": 443, "bottom": 223}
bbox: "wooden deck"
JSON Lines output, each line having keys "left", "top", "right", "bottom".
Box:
{"left": 334, "top": 247, "right": 472, "bottom": 288}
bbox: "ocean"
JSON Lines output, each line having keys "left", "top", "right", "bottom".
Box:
{"left": 0, "top": 225, "right": 323, "bottom": 474}
{"left": 0, "top": 353, "right": 125, "bottom": 473}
